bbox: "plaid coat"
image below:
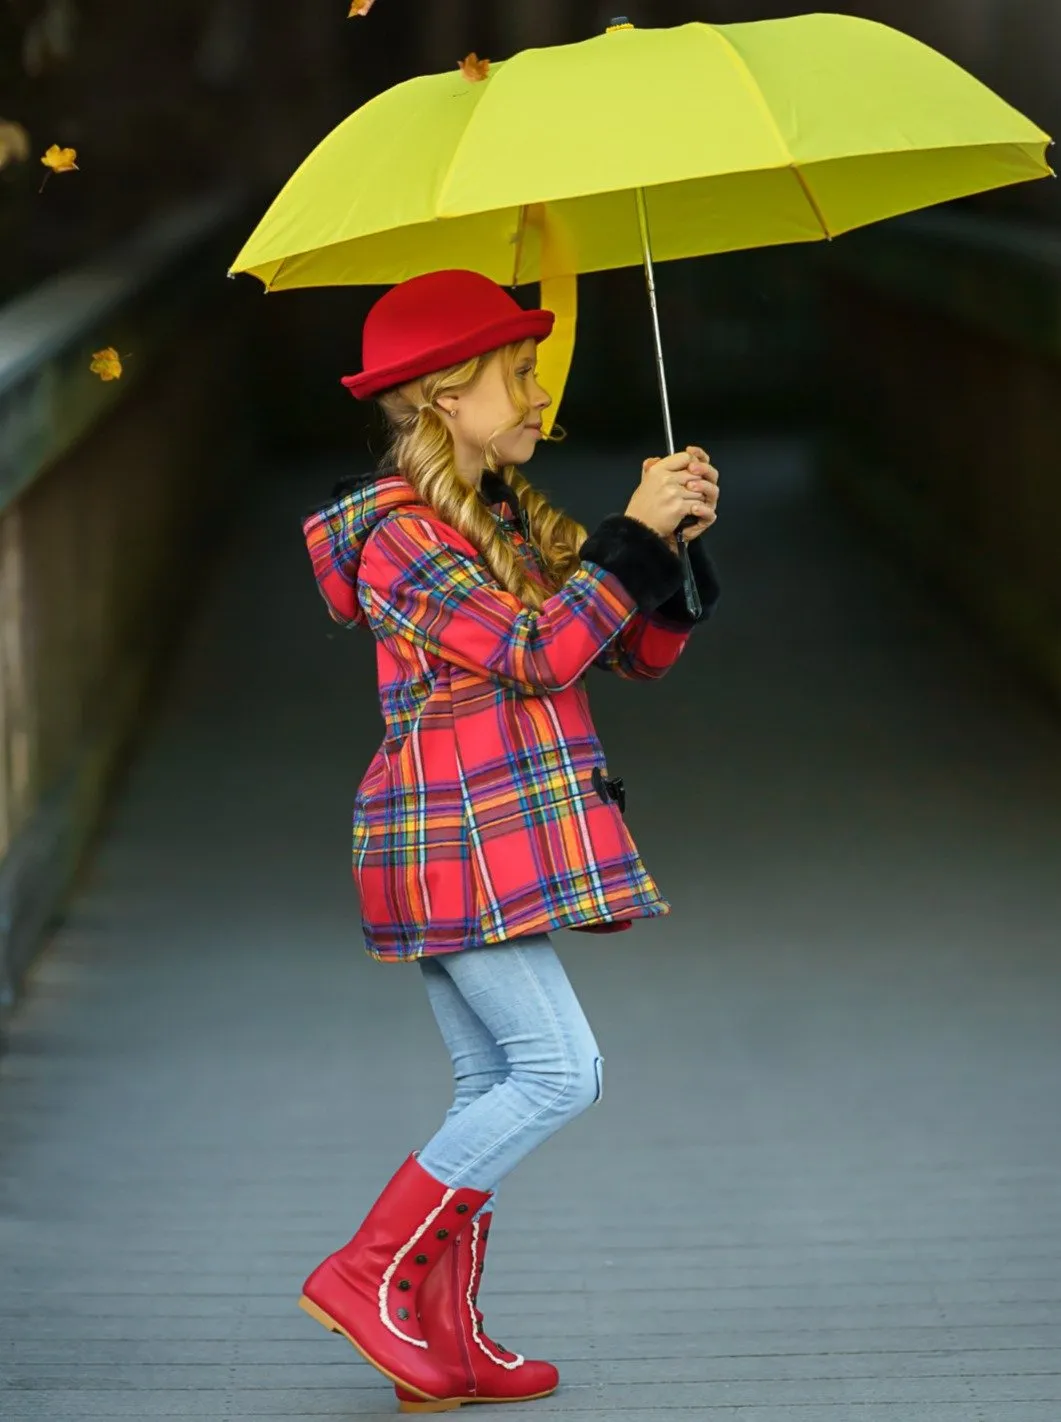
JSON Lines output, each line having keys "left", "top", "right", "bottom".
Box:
{"left": 303, "top": 469, "right": 719, "bottom": 962}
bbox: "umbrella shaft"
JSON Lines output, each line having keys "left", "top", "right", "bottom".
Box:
{"left": 636, "top": 187, "right": 700, "bottom": 618}
{"left": 635, "top": 187, "right": 675, "bottom": 456}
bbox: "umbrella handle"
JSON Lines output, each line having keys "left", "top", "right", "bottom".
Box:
{"left": 636, "top": 187, "right": 702, "bottom": 619}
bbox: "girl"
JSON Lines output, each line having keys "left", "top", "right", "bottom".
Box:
{"left": 300, "top": 268, "right": 720, "bottom": 1413}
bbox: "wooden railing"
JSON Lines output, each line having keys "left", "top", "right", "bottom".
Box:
{"left": 0, "top": 190, "right": 255, "bottom": 1043}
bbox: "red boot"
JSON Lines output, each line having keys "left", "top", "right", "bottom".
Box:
{"left": 299, "top": 1153, "right": 491, "bottom": 1402}
{"left": 394, "top": 1212, "right": 559, "bottom": 1412}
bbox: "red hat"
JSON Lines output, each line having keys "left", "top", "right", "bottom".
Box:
{"left": 342, "top": 269, "right": 554, "bottom": 401}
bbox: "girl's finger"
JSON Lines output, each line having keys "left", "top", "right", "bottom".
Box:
{"left": 660, "top": 451, "right": 693, "bottom": 471}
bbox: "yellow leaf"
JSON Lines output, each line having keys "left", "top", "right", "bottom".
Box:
{"left": 458, "top": 52, "right": 491, "bottom": 83}
{"left": 41, "top": 143, "right": 77, "bottom": 174}
{"left": 0, "top": 121, "right": 31, "bottom": 170}
{"left": 348, "top": 0, "right": 376, "bottom": 15}
{"left": 89, "top": 347, "right": 123, "bottom": 381}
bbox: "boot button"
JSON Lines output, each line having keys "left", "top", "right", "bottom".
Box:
{"left": 414, "top": 1253, "right": 429, "bottom": 1265}
{"left": 436, "top": 1228, "right": 449, "bottom": 1239}
{"left": 398, "top": 1279, "right": 411, "bottom": 1291}
{"left": 456, "top": 1203, "right": 469, "bottom": 1214}
{"left": 397, "top": 1307, "right": 410, "bottom": 1321}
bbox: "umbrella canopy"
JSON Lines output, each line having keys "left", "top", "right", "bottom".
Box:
{"left": 230, "top": 14, "right": 1051, "bottom": 439}
{"left": 231, "top": 14, "right": 1051, "bottom": 290}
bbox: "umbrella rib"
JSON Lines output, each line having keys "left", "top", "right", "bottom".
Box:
{"left": 710, "top": 26, "right": 795, "bottom": 164}
{"left": 435, "top": 63, "right": 504, "bottom": 222}
{"left": 710, "top": 26, "right": 832, "bottom": 240}
{"left": 791, "top": 165, "right": 833, "bottom": 241}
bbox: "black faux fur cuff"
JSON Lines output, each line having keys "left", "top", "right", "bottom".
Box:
{"left": 580, "top": 515, "right": 683, "bottom": 614}
{"left": 651, "top": 538, "right": 721, "bottom": 625}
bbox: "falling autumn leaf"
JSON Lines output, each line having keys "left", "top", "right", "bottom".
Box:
{"left": 41, "top": 143, "right": 78, "bottom": 174}
{"left": 458, "top": 52, "right": 491, "bottom": 83}
{"left": 90, "top": 347, "right": 123, "bottom": 382}
{"left": 0, "top": 121, "right": 31, "bottom": 171}
{"left": 348, "top": 0, "right": 376, "bottom": 15}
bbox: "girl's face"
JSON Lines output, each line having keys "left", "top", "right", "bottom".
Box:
{"left": 439, "top": 339, "right": 551, "bottom": 480}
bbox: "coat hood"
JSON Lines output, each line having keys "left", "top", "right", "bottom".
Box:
{"left": 302, "top": 468, "right": 519, "bottom": 630}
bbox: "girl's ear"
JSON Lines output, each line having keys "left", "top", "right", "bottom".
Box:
{"left": 436, "top": 397, "right": 459, "bottom": 419}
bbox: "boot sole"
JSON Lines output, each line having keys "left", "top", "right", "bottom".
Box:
{"left": 397, "top": 1386, "right": 559, "bottom": 1413}
{"left": 298, "top": 1294, "right": 443, "bottom": 1403}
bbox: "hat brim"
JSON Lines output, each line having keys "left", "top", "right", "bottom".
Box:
{"left": 341, "top": 309, "right": 555, "bottom": 401}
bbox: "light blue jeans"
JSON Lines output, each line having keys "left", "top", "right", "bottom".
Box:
{"left": 416, "top": 933, "right": 603, "bottom": 1212}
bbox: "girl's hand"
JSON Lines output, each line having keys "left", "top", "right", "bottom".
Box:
{"left": 674, "top": 445, "right": 719, "bottom": 544}
{"left": 626, "top": 446, "right": 719, "bottom": 547}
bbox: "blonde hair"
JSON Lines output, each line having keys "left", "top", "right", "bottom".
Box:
{"left": 377, "top": 343, "right": 587, "bottom": 610}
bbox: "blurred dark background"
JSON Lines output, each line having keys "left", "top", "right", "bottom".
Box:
{"left": 2, "top": 0, "right": 1060, "bottom": 1020}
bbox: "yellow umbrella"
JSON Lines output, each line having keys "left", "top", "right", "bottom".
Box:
{"left": 231, "top": 13, "right": 1051, "bottom": 443}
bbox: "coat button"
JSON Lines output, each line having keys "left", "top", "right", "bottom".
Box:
{"left": 436, "top": 1228, "right": 449, "bottom": 1240}
{"left": 592, "top": 764, "right": 626, "bottom": 812}
{"left": 456, "top": 1203, "right": 469, "bottom": 1214}
{"left": 398, "top": 1279, "right": 411, "bottom": 1291}
{"left": 415, "top": 1253, "right": 428, "bottom": 1265}
{"left": 397, "top": 1307, "right": 410, "bottom": 1321}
